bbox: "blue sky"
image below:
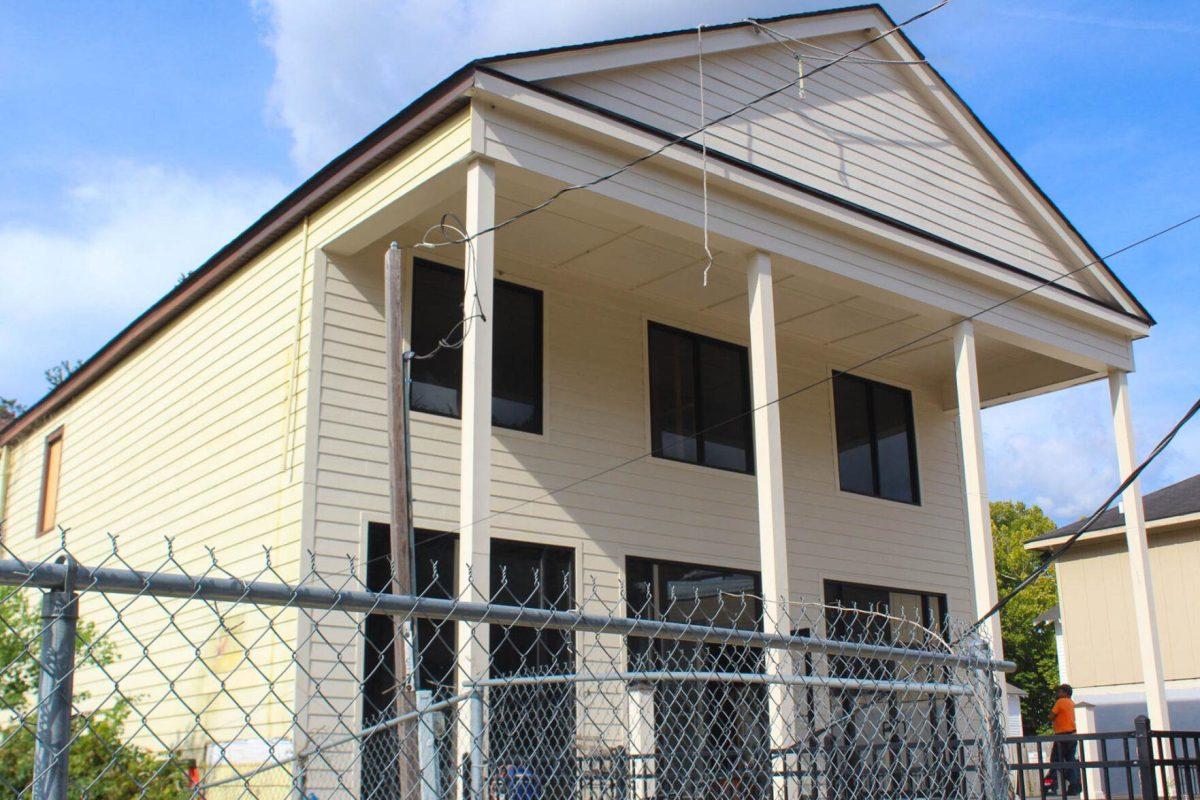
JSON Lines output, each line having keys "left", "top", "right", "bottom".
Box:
{"left": 2, "top": 0, "right": 1198, "bottom": 523}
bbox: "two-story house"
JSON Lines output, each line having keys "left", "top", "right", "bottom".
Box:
{"left": 0, "top": 3, "right": 1163, "bottom": 771}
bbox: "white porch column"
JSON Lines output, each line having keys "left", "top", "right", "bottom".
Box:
{"left": 1108, "top": 369, "right": 1171, "bottom": 730}
{"left": 458, "top": 157, "right": 495, "bottom": 690}
{"left": 746, "top": 251, "right": 790, "bottom": 628}
{"left": 746, "top": 250, "right": 794, "bottom": 797}
{"left": 952, "top": 320, "right": 1004, "bottom": 657}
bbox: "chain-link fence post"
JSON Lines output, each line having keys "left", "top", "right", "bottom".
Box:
{"left": 468, "top": 689, "right": 485, "bottom": 800}
{"left": 32, "top": 557, "right": 78, "bottom": 800}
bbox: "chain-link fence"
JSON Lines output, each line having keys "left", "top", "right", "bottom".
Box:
{"left": 0, "top": 535, "right": 1011, "bottom": 799}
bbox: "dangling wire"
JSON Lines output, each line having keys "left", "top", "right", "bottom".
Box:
{"left": 410, "top": 213, "right": 486, "bottom": 361}
{"left": 696, "top": 24, "right": 715, "bottom": 288}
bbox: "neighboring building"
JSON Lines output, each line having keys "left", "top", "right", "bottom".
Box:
{"left": 0, "top": 3, "right": 1160, "bottom": 776}
{"left": 1027, "top": 475, "right": 1200, "bottom": 730}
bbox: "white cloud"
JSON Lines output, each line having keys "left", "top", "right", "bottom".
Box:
{"left": 253, "top": 0, "right": 820, "bottom": 172}
{"left": 982, "top": 365, "right": 1200, "bottom": 526}
{"left": 0, "top": 161, "right": 285, "bottom": 406}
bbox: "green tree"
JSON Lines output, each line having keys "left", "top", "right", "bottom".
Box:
{"left": 0, "top": 589, "right": 189, "bottom": 798}
{"left": 0, "top": 396, "right": 25, "bottom": 427}
{"left": 991, "top": 500, "right": 1060, "bottom": 733}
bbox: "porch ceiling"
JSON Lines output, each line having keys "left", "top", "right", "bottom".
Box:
{"left": 370, "top": 170, "right": 1096, "bottom": 409}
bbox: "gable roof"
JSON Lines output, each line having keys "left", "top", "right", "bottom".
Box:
{"left": 1029, "top": 474, "right": 1200, "bottom": 545}
{"left": 0, "top": 4, "right": 1152, "bottom": 446}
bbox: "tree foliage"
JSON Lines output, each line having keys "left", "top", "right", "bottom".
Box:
{"left": 44, "top": 359, "right": 83, "bottom": 389}
{"left": 0, "top": 589, "right": 190, "bottom": 798}
{"left": 992, "top": 500, "right": 1060, "bottom": 733}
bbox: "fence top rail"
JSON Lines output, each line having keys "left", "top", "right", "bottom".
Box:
{"left": 0, "top": 557, "right": 1013, "bottom": 672}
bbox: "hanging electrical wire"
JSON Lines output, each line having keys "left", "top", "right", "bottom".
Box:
{"left": 411, "top": 0, "right": 951, "bottom": 254}
{"left": 746, "top": 17, "right": 929, "bottom": 66}
{"left": 696, "top": 24, "right": 715, "bottom": 287}
{"left": 961, "top": 394, "right": 1200, "bottom": 642}
{"left": 409, "top": 213, "right": 486, "bottom": 362}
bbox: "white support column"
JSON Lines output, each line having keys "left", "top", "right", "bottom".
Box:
{"left": 746, "top": 250, "right": 795, "bottom": 798}
{"left": 953, "top": 320, "right": 1004, "bottom": 657}
{"left": 1108, "top": 369, "right": 1171, "bottom": 730}
{"left": 458, "top": 158, "right": 495, "bottom": 690}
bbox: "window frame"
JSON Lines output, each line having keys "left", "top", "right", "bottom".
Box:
{"left": 646, "top": 321, "right": 755, "bottom": 475}
{"left": 408, "top": 258, "right": 545, "bottom": 436}
{"left": 37, "top": 426, "right": 64, "bottom": 536}
{"left": 822, "top": 578, "right": 948, "bottom": 634}
{"left": 831, "top": 371, "right": 921, "bottom": 505}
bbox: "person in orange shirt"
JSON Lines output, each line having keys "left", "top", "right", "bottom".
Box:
{"left": 1045, "top": 684, "right": 1081, "bottom": 795}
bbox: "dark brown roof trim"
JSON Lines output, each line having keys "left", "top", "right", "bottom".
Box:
{"left": 881, "top": 20, "right": 1154, "bottom": 324}
{"left": 478, "top": 66, "right": 1152, "bottom": 325}
{"left": 0, "top": 69, "right": 474, "bottom": 446}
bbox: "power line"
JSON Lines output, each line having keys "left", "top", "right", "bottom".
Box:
{"left": 412, "top": 0, "right": 950, "bottom": 252}
{"left": 424, "top": 209, "right": 1199, "bottom": 544}
{"left": 963, "top": 394, "right": 1200, "bottom": 640}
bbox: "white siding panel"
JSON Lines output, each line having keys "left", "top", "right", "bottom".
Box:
{"left": 535, "top": 34, "right": 1096, "bottom": 296}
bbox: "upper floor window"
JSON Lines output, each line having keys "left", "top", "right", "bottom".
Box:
{"left": 38, "top": 427, "right": 64, "bottom": 535}
{"left": 647, "top": 322, "right": 753, "bottom": 474}
{"left": 832, "top": 372, "right": 919, "bottom": 504}
{"left": 410, "top": 259, "right": 543, "bottom": 434}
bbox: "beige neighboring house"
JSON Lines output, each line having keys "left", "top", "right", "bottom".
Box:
{"left": 0, "top": 3, "right": 1166, "bottom": 767}
{"left": 1028, "top": 475, "right": 1200, "bottom": 730}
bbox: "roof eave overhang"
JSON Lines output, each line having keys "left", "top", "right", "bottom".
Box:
{"left": 0, "top": 68, "right": 476, "bottom": 447}
{"left": 1025, "top": 510, "right": 1200, "bottom": 550}
{"left": 474, "top": 66, "right": 1152, "bottom": 338}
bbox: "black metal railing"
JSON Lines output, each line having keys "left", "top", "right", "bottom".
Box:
{"left": 1008, "top": 716, "right": 1200, "bottom": 800}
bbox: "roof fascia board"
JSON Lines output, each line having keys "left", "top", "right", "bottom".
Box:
{"left": 872, "top": 27, "right": 1151, "bottom": 322}
{"left": 1025, "top": 510, "right": 1200, "bottom": 550}
{"left": 488, "top": 7, "right": 878, "bottom": 82}
{"left": 475, "top": 68, "right": 1149, "bottom": 339}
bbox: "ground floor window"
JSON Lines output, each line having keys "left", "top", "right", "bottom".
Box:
{"left": 627, "top": 556, "right": 768, "bottom": 799}
{"left": 361, "top": 525, "right": 577, "bottom": 799}
{"left": 823, "top": 580, "right": 957, "bottom": 798}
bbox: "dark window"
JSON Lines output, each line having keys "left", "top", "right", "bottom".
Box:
{"left": 823, "top": 580, "right": 947, "bottom": 677}
{"left": 823, "top": 581, "right": 951, "bottom": 795}
{"left": 490, "top": 540, "right": 575, "bottom": 800}
{"left": 361, "top": 522, "right": 400, "bottom": 799}
{"left": 648, "top": 322, "right": 753, "bottom": 473}
{"left": 410, "top": 259, "right": 543, "bottom": 434}
{"left": 626, "top": 557, "right": 767, "bottom": 798}
{"left": 832, "top": 372, "right": 920, "bottom": 504}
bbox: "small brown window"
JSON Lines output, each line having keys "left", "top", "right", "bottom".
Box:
{"left": 38, "top": 428, "right": 64, "bottom": 535}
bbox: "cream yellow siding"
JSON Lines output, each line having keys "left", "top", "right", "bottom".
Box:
{"left": 0, "top": 226, "right": 311, "bottom": 754}
{"left": 1057, "top": 525, "right": 1200, "bottom": 688}
{"left": 0, "top": 109, "right": 473, "bottom": 760}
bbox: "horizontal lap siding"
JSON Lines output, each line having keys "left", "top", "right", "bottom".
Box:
{"left": 300, "top": 112, "right": 473, "bottom": 741}
{"left": 313, "top": 247, "right": 974, "bottom": 757}
{"left": 0, "top": 229, "right": 310, "bottom": 754}
{"left": 536, "top": 33, "right": 1092, "bottom": 296}
{"left": 313, "top": 253, "right": 974, "bottom": 619}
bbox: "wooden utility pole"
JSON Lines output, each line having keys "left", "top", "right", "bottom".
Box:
{"left": 385, "top": 242, "right": 420, "bottom": 797}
